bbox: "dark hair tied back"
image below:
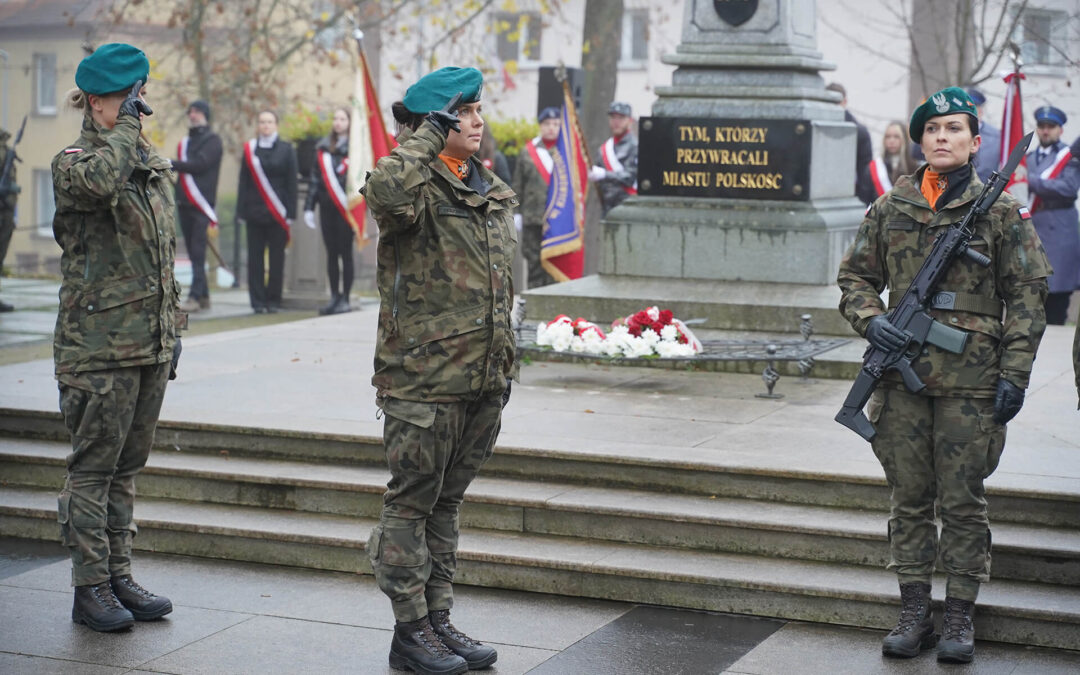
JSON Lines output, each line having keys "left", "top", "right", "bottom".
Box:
{"left": 391, "top": 100, "right": 425, "bottom": 131}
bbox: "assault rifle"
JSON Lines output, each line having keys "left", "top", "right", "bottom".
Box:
{"left": 835, "top": 131, "right": 1034, "bottom": 441}
{"left": 0, "top": 115, "right": 26, "bottom": 201}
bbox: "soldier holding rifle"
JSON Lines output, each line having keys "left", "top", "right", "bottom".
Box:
{"left": 837, "top": 87, "right": 1050, "bottom": 664}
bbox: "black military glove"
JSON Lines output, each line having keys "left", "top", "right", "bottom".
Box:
{"left": 425, "top": 92, "right": 463, "bottom": 137}
{"left": 992, "top": 378, "right": 1024, "bottom": 425}
{"left": 1070, "top": 135, "right": 1080, "bottom": 159}
{"left": 118, "top": 80, "right": 153, "bottom": 119}
{"left": 501, "top": 381, "right": 512, "bottom": 408}
{"left": 169, "top": 337, "right": 182, "bottom": 381}
{"left": 865, "top": 315, "right": 908, "bottom": 352}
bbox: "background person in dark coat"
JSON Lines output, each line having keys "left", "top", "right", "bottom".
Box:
{"left": 966, "top": 88, "right": 1001, "bottom": 182}
{"left": 237, "top": 110, "right": 297, "bottom": 313}
{"left": 827, "top": 82, "right": 875, "bottom": 205}
{"left": 172, "top": 100, "right": 222, "bottom": 313}
{"left": 303, "top": 107, "right": 355, "bottom": 315}
{"left": 1027, "top": 105, "right": 1080, "bottom": 324}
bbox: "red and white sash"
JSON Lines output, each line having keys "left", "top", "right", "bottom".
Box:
{"left": 525, "top": 137, "right": 553, "bottom": 185}
{"left": 1029, "top": 146, "right": 1072, "bottom": 213}
{"left": 601, "top": 136, "right": 637, "bottom": 195}
{"left": 243, "top": 139, "right": 290, "bottom": 240}
{"left": 317, "top": 149, "right": 359, "bottom": 234}
{"left": 868, "top": 157, "right": 892, "bottom": 198}
{"left": 177, "top": 137, "right": 218, "bottom": 228}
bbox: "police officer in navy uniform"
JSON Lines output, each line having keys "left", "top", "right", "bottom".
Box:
{"left": 966, "top": 88, "right": 1001, "bottom": 182}
{"left": 1027, "top": 105, "right": 1080, "bottom": 324}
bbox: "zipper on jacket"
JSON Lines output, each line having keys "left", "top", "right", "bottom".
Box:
{"left": 391, "top": 240, "right": 401, "bottom": 336}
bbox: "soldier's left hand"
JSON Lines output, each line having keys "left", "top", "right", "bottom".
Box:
{"left": 501, "top": 381, "right": 511, "bottom": 408}
{"left": 169, "top": 337, "right": 182, "bottom": 381}
{"left": 992, "top": 378, "right": 1024, "bottom": 425}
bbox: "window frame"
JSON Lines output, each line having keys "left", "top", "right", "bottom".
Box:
{"left": 34, "top": 168, "right": 55, "bottom": 236}
{"left": 493, "top": 11, "right": 543, "bottom": 67}
{"left": 1012, "top": 7, "right": 1068, "bottom": 69}
{"left": 619, "top": 9, "right": 649, "bottom": 69}
{"left": 33, "top": 53, "right": 58, "bottom": 116}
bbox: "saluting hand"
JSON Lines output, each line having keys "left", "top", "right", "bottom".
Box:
{"left": 426, "top": 92, "right": 463, "bottom": 137}
{"left": 119, "top": 80, "right": 153, "bottom": 119}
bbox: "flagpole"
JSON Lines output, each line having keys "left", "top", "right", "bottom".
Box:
{"left": 351, "top": 26, "right": 394, "bottom": 151}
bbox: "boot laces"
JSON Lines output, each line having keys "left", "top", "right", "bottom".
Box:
{"left": 117, "top": 576, "right": 156, "bottom": 599}
{"left": 432, "top": 610, "right": 480, "bottom": 647}
{"left": 90, "top": 581, "right": 123, "bottom": 610}
{"left": 414, "top": 618, "right": 456, "bottom": 657}
{"left": 943, "top": 598, "right": 973, "bottom": 641}
{"left": 890, "top": 585, "right": 928, "bottom": 635}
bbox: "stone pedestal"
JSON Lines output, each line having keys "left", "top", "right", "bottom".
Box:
{"left": 527, "top": 0, "right": 865, "bottom": 330}
{"left": 284, "top": 182, "right": 329, "bottom": 310}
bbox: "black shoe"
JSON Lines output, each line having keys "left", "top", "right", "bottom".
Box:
{"left": 254, "top": 306, "right": 267, "bottom": 314}
{"left": 72, "top": 581, "right": 134, "bottom": 632}
{"left": 265, "top": 304, "right": 279, "bottom": 314}
{"left": 319, "top": 293, "right": 340, "bottom": 316}
{"left": 111, "top": 574, "right": 172, "bottom": 620}
{"left": 331, "top": 294, "right": 352, "bottom": 314}
{"left": 429, "top": 609, "right": 497, "bottom": 670}
{"left": 389, "top": 616, "right": 468, "bottom": 675}
{"left": 938, "top": 597, "right": 976, "bottom": 663}
{"left": 0, "top": 299, "right": 13, "bottom": 313}
{"left": 882, "top": 582, "right": 937, "bottom": 657}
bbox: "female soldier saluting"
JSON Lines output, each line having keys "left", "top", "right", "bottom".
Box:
{"left": 362, "top": 67, "right": 517, "bottom": 675}
{"left": 52, "top": 43, "right": 179, "bottom": 632}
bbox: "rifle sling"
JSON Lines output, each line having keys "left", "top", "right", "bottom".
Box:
{"left": 888, "top": 290, "right": 1003, "bottom": 318}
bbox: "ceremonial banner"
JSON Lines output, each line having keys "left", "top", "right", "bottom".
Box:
{"left": 1002, "top": 70, "right": 1028, "bottom": 197}
{"left": 540, "top": 91, "right": 588, "bottom": 282}
{"left": 347, "top": 43, "right": 397, "bottom": 249}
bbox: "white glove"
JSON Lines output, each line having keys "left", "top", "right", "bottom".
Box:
{"left": 589, "top": 166, "right": 607, "bottom": 182}
{"left": 513, "top": 214, "right": 523, "bottom": 233}
{"left": 303, "top": 210, "right": 317, "bottom": 229}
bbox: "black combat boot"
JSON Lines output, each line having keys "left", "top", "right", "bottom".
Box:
{"left": 938, "top": 596, "right": 976, "bottom": 663}
{"left": 882, "top": 582, "right": 937, "bottom": 658}
{"left": 111, "top": 575, "right": 173, "bottom": 620}
{"left": 72, "top": 581, "right": 134, "bottom": 632}
{"left": 429, "top": 609, "right": 498, "bottom": 670}
{"left": 389, "top": 615, "right": 468, "bottom": 675}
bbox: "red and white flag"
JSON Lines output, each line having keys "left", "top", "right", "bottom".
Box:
{"left": 346, "top": 43, "right": 397, "bottom": 249}
{"left": 1002, "top": 70, "right": 1028, "bottom": 199}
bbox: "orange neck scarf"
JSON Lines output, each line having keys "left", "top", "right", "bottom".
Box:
{"left": 439, "top": 154, "right": 469, "bottom": 181}
{"left": 920, "top": 168, "right": 948, "bottom": 211}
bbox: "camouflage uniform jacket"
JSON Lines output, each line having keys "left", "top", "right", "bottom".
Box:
{"left": 0, "top": 129, "right": 17, "bottom": 212}
{"left": 51, "top": 114, "right": 180, "bottom": 378}
{"left": 838, "top": 164, "right": 1050, "bottom": 396}
{"left": 361, "top": 121, "right": 519, "bottom": 402}
{"left": 511, "top": 139, "right": 552, "bottom": 227}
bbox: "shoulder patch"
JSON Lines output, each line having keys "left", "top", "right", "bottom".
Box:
{"left": 64, "top": 148, "right": 83, "bottom": 154}
{"left": 1018, "top": 206, "right": 1031, "bottom": 220}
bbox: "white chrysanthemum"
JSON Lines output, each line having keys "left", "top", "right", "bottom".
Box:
{"left": 580, "top": 332, "right": 606, "bottom": 355}
{"left": 640, "top": 327, "right": 660, "bottom": 347}
{"left": 660, "top": 324, "right": 679, "bottom": 342}
{"left": 626, "top": 336, "right": 654, "bottom": 358}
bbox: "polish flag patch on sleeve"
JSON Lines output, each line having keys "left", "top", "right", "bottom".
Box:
{"left": 63, "top": 148, "right": 83, "bottom": 154}
{"left": 1018, "top": 206, "right": 1031, "bottom": 220}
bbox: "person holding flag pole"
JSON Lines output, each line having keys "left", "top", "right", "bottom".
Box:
{"left": 540, "top": 66, "right": 589, "bottom": 282}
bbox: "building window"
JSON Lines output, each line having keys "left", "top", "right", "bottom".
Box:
{"left": 33, "top": 53, "right": 57, "bottom": 115}
{"left": 620, "top": 10, "right": 649, "bottom": 68}
{"left": 34, "top": 169, "right": 55, "bottom": 233}
{"left": 1014, "top": 8, "right": 1067, "bottom": 67}
{"left": 494, "top": 12, "right": 541, "bottom": 64}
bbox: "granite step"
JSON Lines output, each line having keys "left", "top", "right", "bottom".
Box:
{"left": 4, "top": 410, "right": 1076, "bottom": 529}
{"left": 1, "top": 486, "right": 1077, "bottom": 651}
{"left": 3, "top": 438, "right": 1077, "bottom": 586}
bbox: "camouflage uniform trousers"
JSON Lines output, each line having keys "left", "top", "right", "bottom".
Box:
{"left": 367, "top": 393, "right": 503, "bottom": 622}
{"left": 868, "top": 387, "right": 1006, "bottom": 602}
{"left": 57, "top": 362, "right": 170, "bottom": 587}
{"left": 521, "top": 224, "right": 555, "bottom": 289}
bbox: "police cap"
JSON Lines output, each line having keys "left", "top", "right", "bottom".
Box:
{"left": 1034, "top": 105, "right": 1067, "bottom": 126}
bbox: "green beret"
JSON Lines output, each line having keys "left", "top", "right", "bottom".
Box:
{"left": 909, "top": 86, "right": 978, "bottom": 143}
{"left": 75, "top": 43, "right": 149, "bottom": 96}
{"left": 403, "top": 67, "right": 483, "bottom": 114}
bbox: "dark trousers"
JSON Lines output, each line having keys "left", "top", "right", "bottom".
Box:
{"left": 246, "top": 218, "right": 287, "bottom": 309}
{"left": 319, "top": 205, "right": 355, "bottom": 297}
{"left": 1045, "top": 292, "right": 1071, "bottom": 325}
{"left": 178, "top": 207, "right": 210, "bottom": 300}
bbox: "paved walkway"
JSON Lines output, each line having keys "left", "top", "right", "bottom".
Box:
{"left": 1, "top": 277, "right": 1079, "bottom": 673}
{"left": 3, "top": 538, "right": 1080, "bottom": 674}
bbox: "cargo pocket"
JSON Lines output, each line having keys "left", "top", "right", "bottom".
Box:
{"left": 866, "top": 391, "right": 895, "bottom": 485}
{"left": 379, "top": 398, "right": 438, "bottom": 475}
{"left": 58, "top": 371, "right": 117, "bottom": 441}
{"left": 372, "top": 521, "right": 428, "bottom": 567}
{"left": 978, "top": 406, "right": 1007, "bottom": 478}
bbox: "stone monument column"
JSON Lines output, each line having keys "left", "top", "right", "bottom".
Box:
{"left": 602, "top": 0, "right": 862, "bottom": 286}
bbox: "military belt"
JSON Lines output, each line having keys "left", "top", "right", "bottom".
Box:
{"left": 889, "top": 290, "right": 1003, "bottom": 318}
